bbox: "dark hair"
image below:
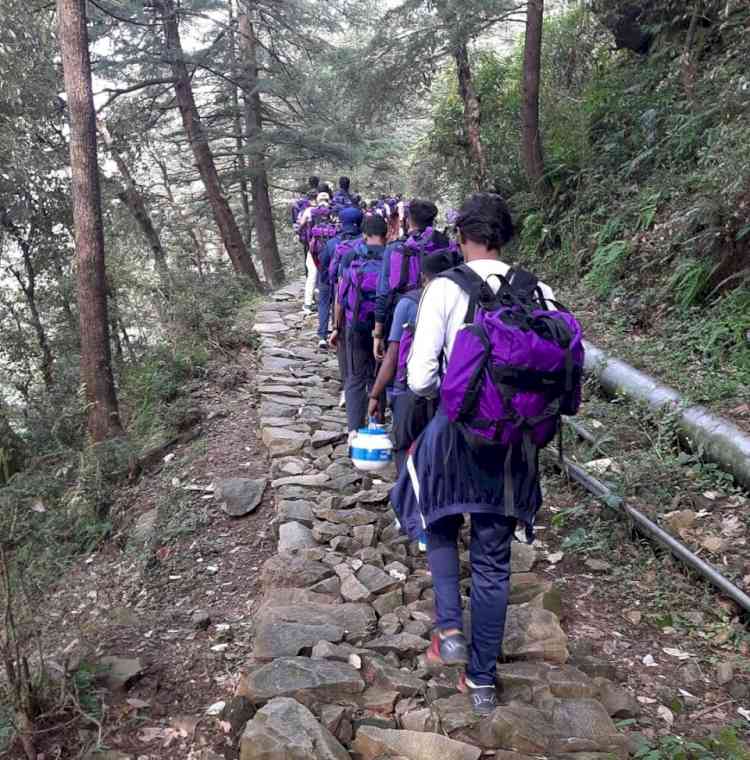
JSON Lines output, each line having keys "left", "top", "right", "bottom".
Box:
{"left": 320, "top": 183, "right": 333, "bottom": 196}
{"left": 408, "top": 199, "right": 438, "bottom": 230}
{"left": 339, "top": 176, "right": 351, "bottom": 191}
{"left": 455, "top": 192, "right": 514, "bottom": 250}
{"left": 308, "top": 175, "right": 320, "bottom": 189}
{"left": 362, "top": 214, "right": 387, "bottom": 239}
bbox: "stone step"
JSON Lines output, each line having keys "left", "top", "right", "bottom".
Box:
{"left": 234, "top": 278, "right": 635, "bottom": 759}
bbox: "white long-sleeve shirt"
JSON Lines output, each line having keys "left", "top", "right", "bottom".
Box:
{"left": 407, "top": 258, "right": 555, "bottom": 398}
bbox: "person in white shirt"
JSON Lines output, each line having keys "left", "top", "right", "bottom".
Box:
{"left": 390, "top": 192, "right": 554, "bottom": 716}
{"left": 299, "top": 192, "right": 331, "bottom": 312}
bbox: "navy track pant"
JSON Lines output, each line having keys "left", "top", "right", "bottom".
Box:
{"left": 345, "top": 329, "right": 375, "bottom": 432}
{"left": 426, "top": 513, "right": 515, "bottom": 686}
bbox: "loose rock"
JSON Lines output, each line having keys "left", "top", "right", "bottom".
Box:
{"left": 216, "top": 478, "right": 268, "bottom": 517}
{"left": 240, "top": 697, "right": 350, "bottom": 760}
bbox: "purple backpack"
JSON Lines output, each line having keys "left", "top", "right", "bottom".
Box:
{"left": 339, "top": 254, "right": 382, "bottom": 331}
{"left": 395, "top": 290, "right": 422, "bottom": 390}
{"left": 387, "top": 227, "right": 456, "bottom": 293}
{"left": 308, "top": 207, "right": 337, "bottom": 266}
{"left": 329, "top": 235, "right": 363, "bottom": 284}
{"left": 332, "top": 190, "right": 354, "bottom": 214}
{"left": 292, "top": 197, "right": 310, "bottom": 226}
{"left": 439, "top": 265, "right": 584, "bottom": 503}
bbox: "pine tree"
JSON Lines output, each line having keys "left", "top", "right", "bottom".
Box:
{"left": 57, "top": 0, "right": 124, "bottom": 442}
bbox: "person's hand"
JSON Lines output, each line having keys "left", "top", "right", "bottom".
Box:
{"left": 367, "top": 397, "right": 381, "bottom": 421}
{"left": 329, "top": 329, "right": 339, "bottom": 348}
{"left": 373, "top": 337, "right": 385, "bottom": 361}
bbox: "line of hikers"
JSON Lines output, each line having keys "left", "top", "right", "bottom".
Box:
{"left": 290, "top": 181, "right": 585, "bottom": 715}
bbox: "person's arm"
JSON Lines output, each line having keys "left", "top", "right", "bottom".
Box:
{"left": 407, "top": 280, "right": 448, "bottom": 398}
{"left": 374, "top": 248, "right": 391, "bottom": 327}
{"left": 368, "top": 342, "right": 399, "bottom": 419}
{"left": 330, "top": 277, "right": 347, "bottom": 346}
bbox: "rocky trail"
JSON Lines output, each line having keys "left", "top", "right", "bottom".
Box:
{"left": 220, "top": 281, "right": 638, "bottom": 760}
{"left": 49, "top": 279, "right": 749, "bottom": 760}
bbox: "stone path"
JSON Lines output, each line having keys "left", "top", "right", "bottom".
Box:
{"left": 236, "top": 280, "right": 638, "bottom": 759}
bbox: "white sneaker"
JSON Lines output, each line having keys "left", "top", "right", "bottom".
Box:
{"left": 318, "top": 339, "right": 328, "bottom": 349}
{"left": 302, "top": 305, "right": 313, "bottom": 316}
{"left": 339, "top": 391, "right": 346, "bottom": 408}
{"left": 348, "top": 430, "right": 358, "bottom": 446}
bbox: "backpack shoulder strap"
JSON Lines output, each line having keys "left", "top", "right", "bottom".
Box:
{"left": 508, "top": 266, "right": 549, "bottom": 309}
{"left": 439, "top": 264, "right": 487, "bottom": 322}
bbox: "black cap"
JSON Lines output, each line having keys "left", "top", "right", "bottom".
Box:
{"left": 422, "top": 249, "right": 459, "bottom": 277}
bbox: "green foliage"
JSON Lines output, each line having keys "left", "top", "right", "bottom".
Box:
{"left": 669, "top": 259, "right": 715, "bottom": 308}
{"left": 121, "top": 343, "right": 206, "bottom": 442}
{"left": 584, "top": 240, "right": 631, "bottom": 297}
{"left": 632, "top": 725, "right": 750, "bottom": 760}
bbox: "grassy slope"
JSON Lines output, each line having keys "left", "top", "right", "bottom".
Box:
{"left": 517, "top": 6, "right": 750, "bottom": 421}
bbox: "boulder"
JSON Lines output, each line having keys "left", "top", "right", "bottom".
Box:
{"left": 260, "top": 555, "right": 333, "bottom": 591}
{"left": 364, "top": 634, "right": 430, "bottom": 657}
{"left": 400, "top": 708, "right": 434, "bottom": 733}
{"left": 357, "top": 564, "right": 401, "bottom": 595}
{"left": 362, "top": 658, "right": 425, "bottom": 697}
{"left": 243, "top": 658, "right": 365, "bottom": 704}
{"left": 430, "top": 693, "right": 481, "bottom": 736}
{"left": 550, "top": 699, "right": 628, "bottom": 758}
{"left": 276, "top": 500, "right": 315, "bottom": 528}
{"left": 315, "top": 507, "right": 380, "bottom": 527}
{"left": 261, "top": 402, "right": 298, "bottom": 419}
{"left": 352, "top": 726, "right": 481, "bottom": 760}
{"left": 341, "top": 574, "right": 374, "bottom": 604}
{"left": 279, "top": 522, "right": 318, "bottom": 552}
{"left": 511, "top": 542, "right": 537, "bottom": 573}
{"left": 262, "top": 427, "right": 308, "bottom": 451}
{"left": 253, "top": 622, "right": 345, "bottom": 661}
{"left": 272, "top": 473, "right": 332, "bottom": 489}
{"left": 258, "top": 588, "right": 339, "bottom": 611}
{"left": 478, "top": 704, "right": 555, "bottom": 754}
{"left": 313, "top": 521, "right": 351, "bottom": 542}
{"left": 240, "top": 697, "right": 349, "bottom": 760}
{"left": 593, "top": 678, "right": 640, "bottom": 719}
{"left": 257, "top": 603, "right": 376, "bottom": 642}
{"left": 353, "top": 524, "right": 377, "bottom": 547}
{"left": 216, "top": 478, "right": 268, "bottom": 517}
{"left": 373, "top": 589, "right": 404, "bottom": 617}
{"left": 312, "top": 430, "right": 347, "bottom": 448}
{"left": 504, "top": 606, "right": 568, "bottom": 664}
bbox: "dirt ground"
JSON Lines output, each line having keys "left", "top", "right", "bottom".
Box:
{"left": 26, "top": 346, "right": 276, "bottom": 760}
{"left": 11, "top": 335, "right": 750, "bottom": 759}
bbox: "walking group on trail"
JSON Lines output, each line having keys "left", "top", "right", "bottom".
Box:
{"left": 290, "top": 179, "right": 586, "bottom": 715}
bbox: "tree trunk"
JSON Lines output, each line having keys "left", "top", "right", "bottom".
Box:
{"left": 57, "top": 0, "right": 124, "bottom": 442}
{"left": 228, "top": 0, "right": 254, "bottom": 248}
{"left": 153, "top": 153, "right": 208, "bottom": 279}
{"left": 521, "top": 0, "right": 549, "bottom": 197}
{"left": 0, "top": 403, "right": 25, "bottom": 483}
{"left": 98, "top": 119, "right": 171, "bottom": 297}
{"left": 238, "top": 3, "right": 285, "bottom": 288}
{"left": 454, "top": 40, "right": 488, "bottom": 191}
{"left": 153, "top": 0, "right": 263, "bottom": 288}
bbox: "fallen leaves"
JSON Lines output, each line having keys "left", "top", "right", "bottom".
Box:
{"left": 657, "top": 705, "right": 675, "bottom": 726}
{"left": 662, "top": 647, "right": 692, "bottom": 660}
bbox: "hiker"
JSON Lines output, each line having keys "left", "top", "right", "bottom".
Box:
{"left": 366, "top": 250, "right": 458, "bottom": 473}
{"left": 299, "top": 191, "right": 332, "bottom": 314}
{"left": 330, "top": 214, "right": 387, "bottom": 438}
{"left": 333, "top": 176, "right": 355, "bottom": 213}
{"left": 372, "top": 199, "right": 453, "bottom": 361}
{"left": 318, "top": 206, "right": 364, "bottom": 354}
{"left": 390, "top": 192, "right": 584, "bottom": 715}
